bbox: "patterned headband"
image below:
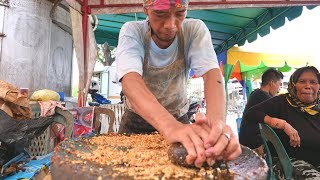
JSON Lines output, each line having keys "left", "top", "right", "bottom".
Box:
{"left": 143, "top": 0, "right": 188, "bottom": 10}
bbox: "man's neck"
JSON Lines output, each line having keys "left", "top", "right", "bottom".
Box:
{"left": 151, "top": 34, "right": 175, "bottom": 49}
{"left": 260, "top": 86, "right": 271, "bottom": 95}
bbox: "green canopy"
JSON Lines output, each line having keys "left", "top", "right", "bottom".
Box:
{"left": 95, "top": 6, "right": 317, "bottom": 55}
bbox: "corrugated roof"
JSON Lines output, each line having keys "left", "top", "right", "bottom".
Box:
{"left": 94, "top": 6, "right": 316, "bottom": 54}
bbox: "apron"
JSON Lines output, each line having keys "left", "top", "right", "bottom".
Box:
{"left": 118, "top": 26, "right": 189, "bottom": 134}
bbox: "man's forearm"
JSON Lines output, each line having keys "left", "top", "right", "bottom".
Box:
{"left": 121, "top": 72, "right": 179, "bottom": 134}
{"left": 202, "top": 68, "right": 226, "bottom": 125}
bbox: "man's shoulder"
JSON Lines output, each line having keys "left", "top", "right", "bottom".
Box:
{"left": 183, "top": 18, "right": 204, "bottom": 24}
{"left": 123, "top": 20, "right": 146, "bottom": 28}
{"left": 182, "top": 19, "right": 207, "bottom": 40}
{"left": 247, "top": 89, "right": 271, "bottom": 104}
{"left": 250, "top": 89, "right": 268, "bottom": 97}
{"left": 121, "top": 20, "right": 147, "bottom": 35}
{"left": 182, "top": 19, "right": 205, "bottom": 29}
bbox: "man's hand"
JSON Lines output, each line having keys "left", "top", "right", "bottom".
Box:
{"left": 194, "top": 114, "right": 241, "bottom": 165}
{"left": 161, "top": 121, "right": 211, "bottom": 168}
{"left": 205, "top": 125, "right": 241, "bottom": 162}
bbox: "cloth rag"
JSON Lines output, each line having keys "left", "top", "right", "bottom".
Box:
{"left": 38, "top": 100, "right": 66, "bottom": 117}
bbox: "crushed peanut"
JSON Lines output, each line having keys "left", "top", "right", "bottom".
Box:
{"left": 60, "top": 133, "right": 234, "bottom": 179}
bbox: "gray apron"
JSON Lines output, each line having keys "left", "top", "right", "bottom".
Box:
{"left": 119, "top": 26, "right": 189, "bottom": 134}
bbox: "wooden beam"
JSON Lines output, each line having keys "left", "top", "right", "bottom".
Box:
{"left": 84, "top": 0, "right": 320, "bottom": 15}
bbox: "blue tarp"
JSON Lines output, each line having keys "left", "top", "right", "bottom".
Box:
{"left": 5, "top": 153, "right": 52, "bottom": 180}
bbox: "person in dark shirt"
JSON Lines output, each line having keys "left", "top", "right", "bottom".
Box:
{"left": 244, "top": 66, "right": 320, "bottom": 179}
{"left": 239, "top": 68, "right": 284, "bottom": 149}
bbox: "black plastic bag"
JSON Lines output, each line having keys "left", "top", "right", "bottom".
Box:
{"left": 0, "top": 140, "right": 14, "bottom": 166}
{"left": 0, "top": 109, "right": 53, "bottom": 164}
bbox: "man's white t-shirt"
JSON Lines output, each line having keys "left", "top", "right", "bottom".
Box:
{"left": 116, "top": 18, "right": 219, "bottom": 82}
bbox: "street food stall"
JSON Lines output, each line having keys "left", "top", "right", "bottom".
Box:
{"left": 65, "top": 0, "right": 320, "bottom": 107}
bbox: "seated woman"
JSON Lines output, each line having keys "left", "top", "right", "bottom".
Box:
{"left": 243, "top": 66, "right": 320, "bottom": 179}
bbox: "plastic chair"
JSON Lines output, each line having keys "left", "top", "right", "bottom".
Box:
{"left": 259, "top": 123, "right": 293, "bottom": 180}
{"left": 100, "top": 104, "right": 126, "bottom": 132}
{"left": 54, "top": 107, "right": 74, "bottom": 139}
{"left": 93, "top": 107, "right": 115, "bottom": 134}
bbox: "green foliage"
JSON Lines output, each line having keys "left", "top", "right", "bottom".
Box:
{"left": 96, "top": 44, "right": 116, "bottom": 66}
{"left": 72, "top": 86, "right": 78, "bottom": 97}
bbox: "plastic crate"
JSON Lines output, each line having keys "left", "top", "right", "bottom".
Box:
{"left": 100, "top": 104, "right": 125, "bottom": 133}
{"left": 26, "top": 103, "right": 54, "bottom": 156}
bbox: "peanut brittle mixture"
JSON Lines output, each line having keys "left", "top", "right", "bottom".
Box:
{"left": 63, "top": 133, "right": 234, "bottom": 179}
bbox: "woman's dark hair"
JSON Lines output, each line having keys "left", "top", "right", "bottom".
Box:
{"left": 291, "top": 66, "right": 320, "bottom": 83}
